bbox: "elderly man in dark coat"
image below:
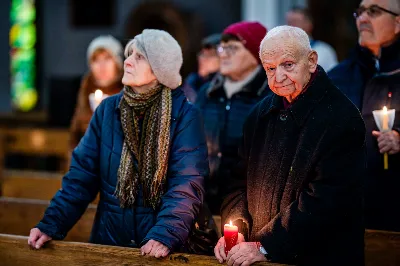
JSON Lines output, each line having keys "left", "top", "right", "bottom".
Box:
{"left": 214, "top": 26, "right": 367, "bottom": 266}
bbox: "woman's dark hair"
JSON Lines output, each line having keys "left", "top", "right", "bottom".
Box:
{"left": 221, "top": 33, "right": 240, "bottom": 43}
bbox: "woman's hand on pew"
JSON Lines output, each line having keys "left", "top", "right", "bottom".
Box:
{"left": 140, "top": 239, "right": 170, "bottom": 258}
{"left": 28, "top": 228, "right": 52, "bottom": 249}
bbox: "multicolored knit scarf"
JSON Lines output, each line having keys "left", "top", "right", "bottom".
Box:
{"left": 116, "top": 84, "right": 172, "bottom": 209}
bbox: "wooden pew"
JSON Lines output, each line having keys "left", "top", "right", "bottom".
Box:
{"left": 365, "top": 230, "right": 400, "bottom": 266}
{"left": 2, "top": 170, "right": 63, "bottom": 200}
{"left": 0, "top": 199, "right": 399, "bottom": 265}
{"left": 0, "top": 128, "right": 71, "bottom": 194}
{"left": 0, "top": 234, "right": 279, "bottom": 266}
{"left": 1, "top": 170, "right": 99, "bottom": 203}
{"left": 0, "top": 197, "right": 96, "bottom": 242}
{"left": 0, "top": 128, "right": 70, "bottom": 158}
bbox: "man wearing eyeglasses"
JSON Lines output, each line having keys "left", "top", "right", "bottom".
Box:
{"left": 328, "top": 0, "right": 400, "bottom": 232}
{"left": 195, "top": 21, "right": 271, "bottom": 216}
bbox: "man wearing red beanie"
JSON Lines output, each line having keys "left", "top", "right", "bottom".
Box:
{"left": 195, "top": 21, "right": 271, "bottom": 216}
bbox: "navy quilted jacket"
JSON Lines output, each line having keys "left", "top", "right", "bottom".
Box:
{"left": 36, "top": 89, "right": 209, "bottom": 251}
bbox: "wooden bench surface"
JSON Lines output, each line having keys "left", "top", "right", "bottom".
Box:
{"left": 2, "top": 171, "right": 63, "bottom": 200}
{"left": 0, "top": 197, "right": 399, "bottom": 265}
{"left": 0, "top": 128, "right": 70, "bottom": 157}
{"left": 0, "top": 234, "right": 279, "bottom": 266}
{"left": 0, "top": 128, "right": 71, "bottom": 176}
{"left": 1, "top": 171, "right": 99, "bottom": 203}
{"left": 0, "top": 197, "right": 96, "bottom": 242}
{"left": 365, "top": 230, "right": 400, "bottom": 266}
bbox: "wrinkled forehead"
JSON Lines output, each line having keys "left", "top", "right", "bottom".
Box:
{"left": 260, "top": 37, "right": 304, "bottom": 63}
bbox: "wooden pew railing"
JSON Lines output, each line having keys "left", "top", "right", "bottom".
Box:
{"left": 1, "top": 170, "right": 100, "bottom": 203}
{"left": 1, "top": 232, "right": 399, "bottom": 266}
{"left": 1, "top": 170, "right": 63, "bottom": 200}
{"left": 0, "top": 197, "right": 96, "bottom": 242}
{"left": 0, "top": 198, "right": 399, "bottom": 265}
{"left": 364, "top": 229, "right": 400, "bottom": 266}
{"left": 0, "top": 234, "right": 279, "bottom": 266}
{"left": 0, "top": 128, "right": 71, "bottom": 176}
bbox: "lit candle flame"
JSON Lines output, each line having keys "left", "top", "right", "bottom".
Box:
{"left": 95, "top": 89, "right": 103, "bottom": 101}
{"left": 383, "top": 106, "right": 387, "bottom": 114}
{"left": 229, "top": 220, "right": 233, "bottom": 226}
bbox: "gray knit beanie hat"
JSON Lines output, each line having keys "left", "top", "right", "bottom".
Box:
{"left": 125, "top": 29, "right": 183, "bottom": 89}
{"left": 87, "top": 35, "right": 123, "bottom": 69}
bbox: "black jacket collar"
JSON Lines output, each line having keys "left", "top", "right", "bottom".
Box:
{"left": 352, "top": 37, "right": 400, "bottom": 74}
{"left": 380, "top": 37, "right": 400, "bottom": 73}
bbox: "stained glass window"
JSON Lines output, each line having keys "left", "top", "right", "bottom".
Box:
{"left": 10, "top": 0, "right": 37, "bottom": 112}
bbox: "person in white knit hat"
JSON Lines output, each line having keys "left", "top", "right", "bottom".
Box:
{"left": 29, "top": 29, "right": 208, "bottom": 259}
{"left": 70, "top": 35, "right": 124, "bottom": 148}
{"left": 86, "top": 35, "right": 123, "bottom": 69}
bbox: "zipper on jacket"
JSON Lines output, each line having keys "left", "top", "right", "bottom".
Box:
{"left": 219, "top": 98, "right": 231, "bottom": 157}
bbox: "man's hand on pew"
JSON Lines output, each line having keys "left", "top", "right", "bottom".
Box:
{"left": 140, "top": 239, "right": 170, "bottom": 258}
{"left": 28, "top": 228, "right": 52, "bottom": 249}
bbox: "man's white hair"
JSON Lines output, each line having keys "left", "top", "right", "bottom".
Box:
{"left": 259, "top": 25, "right": 312, "bottom": 59}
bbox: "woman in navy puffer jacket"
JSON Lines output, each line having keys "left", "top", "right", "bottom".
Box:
{"left": 28, "top": 29, "right": 209, "bottom": 258}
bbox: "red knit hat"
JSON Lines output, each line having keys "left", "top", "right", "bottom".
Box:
{"left": 223, "top": 21, "right": 267, "bottom": 63}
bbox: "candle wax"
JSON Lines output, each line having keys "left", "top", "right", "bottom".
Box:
{"left": 382, "top": 106, "right": 389, "bottom": 131}
{"left": 382, "top": 106, "right": 389, "bottom": 170}
{"left": 224, "top": 223, "right": 238, "bottom": 255}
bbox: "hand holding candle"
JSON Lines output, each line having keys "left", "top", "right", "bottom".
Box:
{"left": 382, "top": 107, "right": 389, "bottom": 170}
{"left": 224, "top": 221, "right": 238, "bottom": 255}
{"left": 94, "top": 89, "right": 103, "bottom": 104}
{"left": 89, "top": 89, "right": 109, "bottom": 112}
{"left": 372, "top": 106, "right": 396, "bottom": 170}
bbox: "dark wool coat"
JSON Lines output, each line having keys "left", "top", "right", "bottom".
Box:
{"left": 362, "top": 71, "right": 400, "bottom": 231}
{"left": 328, "top": 39, "right": 400, "bottom": 110}
{"left": 36, "top": 89, "right": 209, "bottom": 251}
{"left": 195, "top": 67, "right": 270, "bottom": 214}
{"left": 329, "top": 39, "right": 400, "bottom": 231}
{"left": 222, "top": 67, "right": 367, "bottom": 265}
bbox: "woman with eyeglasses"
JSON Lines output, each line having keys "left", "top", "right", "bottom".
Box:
{"left": 195, "top": 21, "right": 271, "bottom": 217}
{"left": 329, "top": 0, "right": 400, "bottom": 232}
{"left": 28, "top": 29, "right": 209, "bottom": 257}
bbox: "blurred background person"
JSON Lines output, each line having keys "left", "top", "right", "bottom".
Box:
{"left": 286, "top": 6, "right": 339, "bottom": 71}
{"left": 70, "top": 35, "right": 124, "bottom": 149}
{"left": 328, "top": 0, "right": 400, "bottom": 231}
{"left": 182, "top": 34, "right": 221, "bottom": 103}
{"left": 195, "top": 21, "right": 270, "bottom": 215}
